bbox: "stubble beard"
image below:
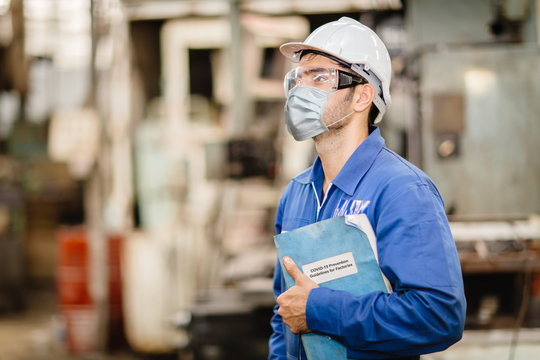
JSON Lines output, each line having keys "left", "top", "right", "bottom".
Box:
{"left": 314, "top": 91, "right": 354, "bottom": 144}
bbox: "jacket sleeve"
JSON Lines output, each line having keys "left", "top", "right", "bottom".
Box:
{"left": 305, "top": 183, "right": 466, "bottom": 359}
{"left": 268, "top": 193, "right": 287, "bottom": 360}
{"left": 268, "top": 260, "right": 287, "bottom": 360}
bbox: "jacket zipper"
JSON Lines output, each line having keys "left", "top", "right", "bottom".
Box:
{"left": 312, "top": 182, "right": 332, "bottom": 221}
{"left": 296, "top": 182, "right": 332, "bottom": 360}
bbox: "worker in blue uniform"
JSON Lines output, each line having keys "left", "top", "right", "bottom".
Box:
{"left": 269, "top": 17, "right": 466, "bottom": 360}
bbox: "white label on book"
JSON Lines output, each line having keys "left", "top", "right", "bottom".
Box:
{"left": 302, "top": 252, "right": 358, "bottom": 284}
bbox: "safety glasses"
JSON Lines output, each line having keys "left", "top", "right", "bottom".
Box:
{"left": 284, "top": 66, "right": 367, "bottom": 96}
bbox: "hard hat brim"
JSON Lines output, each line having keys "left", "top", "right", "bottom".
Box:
{"left": 280, "top": 42, "right": 352, "bottom": 65}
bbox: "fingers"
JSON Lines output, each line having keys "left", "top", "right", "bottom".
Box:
{"left": 283, "top": 256, "right": 304, "bottom": 282}
{"left": 277, "top": 257, "right": 317, "bottom": 335}
{"left": 276, "top": 287, "right": 309, "bottom": 334}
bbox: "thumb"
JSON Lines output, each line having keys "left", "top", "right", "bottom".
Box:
{"left": 283, "top": 256, "right": 305, "bottom": 282}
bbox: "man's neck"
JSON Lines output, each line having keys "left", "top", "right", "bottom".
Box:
{"left": 315, "top": 121, "right": 370, "bottom": 191}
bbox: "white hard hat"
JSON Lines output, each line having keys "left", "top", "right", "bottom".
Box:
{"left": 280, "top": 17, "right": 392, "bottom": 124}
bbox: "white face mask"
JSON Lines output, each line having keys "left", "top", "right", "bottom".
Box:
{"left": 284, "top": 86, "right": 354, "bottom": 141}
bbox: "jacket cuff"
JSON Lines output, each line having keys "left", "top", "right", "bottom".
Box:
{"left": 306, "top": 287, "right": 341, "bottom": 335}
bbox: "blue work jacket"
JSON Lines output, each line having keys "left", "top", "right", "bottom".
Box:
{"left": 268, "top": 127, "right": 466, "bottom": 360}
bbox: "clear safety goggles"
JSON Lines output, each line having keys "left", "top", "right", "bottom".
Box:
{"left": 284, "top": 66, "right": 367, "bottom": 96}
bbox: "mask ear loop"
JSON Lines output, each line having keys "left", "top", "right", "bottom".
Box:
{"left": 325, "top": 79, "right": 364, "bottom": 129}
{"left": 326, "top": 110, "right": 355, "bottom": 129}
{"left": 325, "top": 80, "right": 365, "bottom": 129}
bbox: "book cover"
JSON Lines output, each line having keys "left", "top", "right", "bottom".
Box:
{"left": 274, "top": 214, "right": 392, "bottom": 360}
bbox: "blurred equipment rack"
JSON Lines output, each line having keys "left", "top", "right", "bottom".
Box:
{"left": 187, "top": 285, "right": 274, "bottom": 360}
{"left": 450, "top": 215, "right": 540, "bottom": 329}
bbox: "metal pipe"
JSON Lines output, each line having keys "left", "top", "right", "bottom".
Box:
{"left": 229, "top": 0, "right": 247, "bottom": 135}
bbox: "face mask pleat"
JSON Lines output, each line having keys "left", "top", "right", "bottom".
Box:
{"left": 284, "top": 86, "right": 332, "bottom": 141}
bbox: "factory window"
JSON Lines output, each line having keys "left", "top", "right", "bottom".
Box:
{"left": 189, "top": 49, "right": 214, "bottom": 99}
{"left": 260, "top": 47, "right": 282, "bottom": 79}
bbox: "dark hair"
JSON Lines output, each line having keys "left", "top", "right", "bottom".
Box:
{"left": 368, "top": 105, "right": 379, "bottom": 126}
{"left": 299, "top": 50, "right": 351, "bottom": 68}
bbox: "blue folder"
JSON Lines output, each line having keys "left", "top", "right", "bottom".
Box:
{"left": 274, "top": 214, "right": 391, "bottom": 360}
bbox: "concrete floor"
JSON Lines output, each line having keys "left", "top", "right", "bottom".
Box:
{"left": 425, "top": 328, "right": 540, "bottom": 360}
{"left": 0, "top": 290, "right": 169, "bottom": 360}
{"left": 1, "top": 291, "right": 540, "bottom": 360}
{"left": 0, "top": 290, "right": 61, "bottom": 360}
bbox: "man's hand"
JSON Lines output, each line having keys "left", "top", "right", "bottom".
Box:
{"left": 277, "top": 256, "right": 319, "bottom": 334}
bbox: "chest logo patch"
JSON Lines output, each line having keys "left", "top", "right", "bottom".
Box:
{"left": 333, "top": 199, "right": 371, "bottom": 217}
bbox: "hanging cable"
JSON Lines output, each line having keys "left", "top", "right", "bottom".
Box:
{"left": 507, "top": 247, "right": 534, "bottom": 360}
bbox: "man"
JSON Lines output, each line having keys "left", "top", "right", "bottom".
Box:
{"left": 269, "top": 17, "right": 466, "bottom": 360}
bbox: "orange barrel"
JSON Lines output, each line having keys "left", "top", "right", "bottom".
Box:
{"left": 525, "top": 272, "right": 540, "bottom": 326}
{"left": 57, "top": 227, "right": 97, "bottom": 353}
{"left": 107, "top": 234, "right": 127, "bottom": 350}
{"left": 533, "top": 272, "right": 540, "bottom": 298}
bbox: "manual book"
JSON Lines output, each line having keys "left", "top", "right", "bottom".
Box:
{"left": 274, "top": 214, "right": 392, "bottom": 360}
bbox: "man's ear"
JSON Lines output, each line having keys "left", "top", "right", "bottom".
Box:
{"left": 353, "top": 84, "right": 375, "bottom": 113}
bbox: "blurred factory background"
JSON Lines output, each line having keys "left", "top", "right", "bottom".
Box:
{"left": 0, "top": 0, "right": 540, "bottom": 359}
